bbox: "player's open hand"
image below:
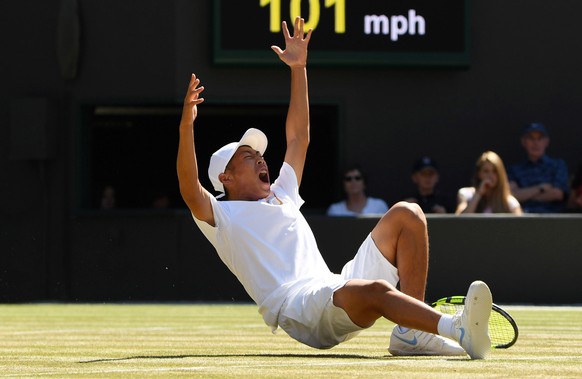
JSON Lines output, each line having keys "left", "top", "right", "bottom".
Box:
{"left": 271, "top": 17, "right": 312, "bottom": 68}
{"left": 182, "top": 73, "right": 205, "bottom": 125}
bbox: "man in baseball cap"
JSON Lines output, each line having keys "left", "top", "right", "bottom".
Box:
{"left": 507, "top": 123, "right": 569, "bottom": 212}
{"left": 207, "top": 128, "right": 268, "bottom": 198}
{"left": 521, "top": 122, "right": 548, "bottom": 137}
{"left": 402, "top": 157, "right": 453, "bottom": 213}
{"left": 176, "top": 17, "right": 492, "bottom": 359}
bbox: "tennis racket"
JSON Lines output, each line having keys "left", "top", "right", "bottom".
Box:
{"left": 431, "top": 295, "right": 519, "bottom": 349}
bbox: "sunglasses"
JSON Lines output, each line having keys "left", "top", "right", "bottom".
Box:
{"left": 344, "top": 175, "right": 362, "bottom": 182}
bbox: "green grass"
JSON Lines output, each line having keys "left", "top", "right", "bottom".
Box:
{"left": 1, "top": 304, "right": 582, "bottom": 378}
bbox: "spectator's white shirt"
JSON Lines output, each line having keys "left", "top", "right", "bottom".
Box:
{"left": 327, "top": 198, "right": 388, "bottom": 216}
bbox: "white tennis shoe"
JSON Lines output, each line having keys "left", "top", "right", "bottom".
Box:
{"left": 453, "top": 280, "right": 493, "bottom": 359}
{"left": 388, "top": 325, "right": 466, "bottom": 356}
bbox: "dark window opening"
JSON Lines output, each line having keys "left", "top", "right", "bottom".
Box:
{"left": 78, "top": 103, "right": 339, "bottom": 213}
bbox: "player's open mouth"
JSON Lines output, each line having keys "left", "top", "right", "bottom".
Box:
{"left": 259, "top": 172, "right": 269, "bottom": 183}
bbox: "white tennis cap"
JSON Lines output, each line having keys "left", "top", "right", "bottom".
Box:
{"left": 208, "top": 128, "right": 268, "bottom": 194}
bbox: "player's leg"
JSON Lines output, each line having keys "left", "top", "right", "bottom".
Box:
{"left": 333, "top": 278, "right": 440, "bottom": 331}
{"left": 333, "top": 279, "right": 492, "bottom": 359}
{"left": 359, "top": 202, "right": 465, "bottom": 356}
{"left": 370, "top": 201, "right": 428, "bottom": 300}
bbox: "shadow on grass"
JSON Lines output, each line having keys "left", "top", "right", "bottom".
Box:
{"left": 79, "top": 353, "right": 386, "bottom": 364}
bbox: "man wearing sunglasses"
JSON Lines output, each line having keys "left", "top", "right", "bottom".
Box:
{"left": 177, "top": 17, "right": 492, "bottom": 360}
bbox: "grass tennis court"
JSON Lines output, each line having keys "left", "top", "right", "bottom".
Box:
{"left": 1, "top": 304, "right": 581, "bottom": 378}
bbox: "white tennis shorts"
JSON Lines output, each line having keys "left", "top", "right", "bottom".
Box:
{"left": 278, "top": 233, "right": 400, "bottom": 349}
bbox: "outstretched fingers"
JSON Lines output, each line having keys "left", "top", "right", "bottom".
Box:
{"left": 303, "top": 26, "right": 313, "bottom": 44}
{"left": 186, "top": 74, "right": 205, "bottom": 105}
{"left": 294, "top": 17, "right": 301, "bottom": 38}
{"left": 271, "top": 17, "right": 312, "bottom": 67}
{"left": 291, "top": 17, "right": 311, "bottom": 41}
{"left": 282, "top": 20, "right": 291, "bottom": 40}
{"left": 181, "top": 74, "right": 205, "bottom": 124}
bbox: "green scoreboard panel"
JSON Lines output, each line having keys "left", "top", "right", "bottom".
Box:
{"left": 213, "top": 0, "right": 470, "bottom": 67}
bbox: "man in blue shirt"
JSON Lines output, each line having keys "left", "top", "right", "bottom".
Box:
{"left": 507, "top": 123, "right": 569, "bottom": 213}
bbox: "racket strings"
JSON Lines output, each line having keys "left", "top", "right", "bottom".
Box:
{"left": 489, "top": 310, "right": 515, "bottom": 346}
{"left": 435, "top": 303, "right": 516, "bottom": 348}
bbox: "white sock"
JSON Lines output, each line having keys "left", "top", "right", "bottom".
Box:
{"left": 437, "top": 314, "right": 456, "bottom": 340}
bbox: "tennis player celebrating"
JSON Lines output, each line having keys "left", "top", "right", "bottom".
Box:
{"left": 177, "top": 17, "right": 492, "bottom": 359}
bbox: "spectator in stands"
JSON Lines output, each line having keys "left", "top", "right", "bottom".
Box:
{"left": 402, "top": 156, "right": 453, "bottom": 213}
{"left": 566, "top": 163, "right": 582, "bottom": 212}
{"left": 456, "top": 151, "right": 522, "bottom": 214}
{"left": 507, "top": 123, "right": 569, "bottom": 213}
{"left": 327, "top": 166, "right": 389, "bottom": 216}
{"left": 100, "top": 185, "right": 116, "bottom": 209}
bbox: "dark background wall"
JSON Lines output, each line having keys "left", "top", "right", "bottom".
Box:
{"left": 1, "top": 1, "right": 581, "bottom": 303}
{"left": 24, "top": 213, "right": 582, "bottom": 304}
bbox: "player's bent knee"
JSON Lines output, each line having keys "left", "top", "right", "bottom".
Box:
{"left": 391, "top": 201, "right": 424, "bottom": 217}
{"left": 335, "top": 279, "right": 395, "bottom": 328}
{"left": 336, "top": 279, "right": 394, "bottom": 307}
{"left": 368, "top": 278, "right": 394, "bottom": 291}
{"left": 361, "top": 280, "right": 397, "bottom": 306}
{"left": 375, "top": 202, "right": 427, "bottom": 235}
{"left": 388, "top": 201, "right": 426, "bottom": 226}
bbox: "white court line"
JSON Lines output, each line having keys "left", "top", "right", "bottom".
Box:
{"left": 1, "top": 356, "right": 581, "bottom": 377}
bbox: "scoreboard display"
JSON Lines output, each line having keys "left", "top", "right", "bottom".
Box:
{"left": 213, "top": 0, "right": 470, "bottom": 67}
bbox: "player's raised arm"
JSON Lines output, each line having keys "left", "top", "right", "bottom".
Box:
{"left": 177, "top": 73, "right": 215, "bottom": 225}
{"left": 271, "top": 17, "right": 312, "bottom": 187}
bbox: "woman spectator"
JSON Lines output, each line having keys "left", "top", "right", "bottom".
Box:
{"left": 327, "top": 166, "right": 388, "bottom": 216}
{"left": 456, "top": 151, "right": 522, "bottom": 214}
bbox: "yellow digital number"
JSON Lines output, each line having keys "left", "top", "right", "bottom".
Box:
{"left": 260, "top": 0, "right": 345, "bottom": 33}
{"left": 325, "top": 0, "right": 345, "bottom": 33}
{"left": 260, "top": 0, "right": 282, "bottom": 32}
{"left": 290, "top": 0, "right": 320, "bottom": 31}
